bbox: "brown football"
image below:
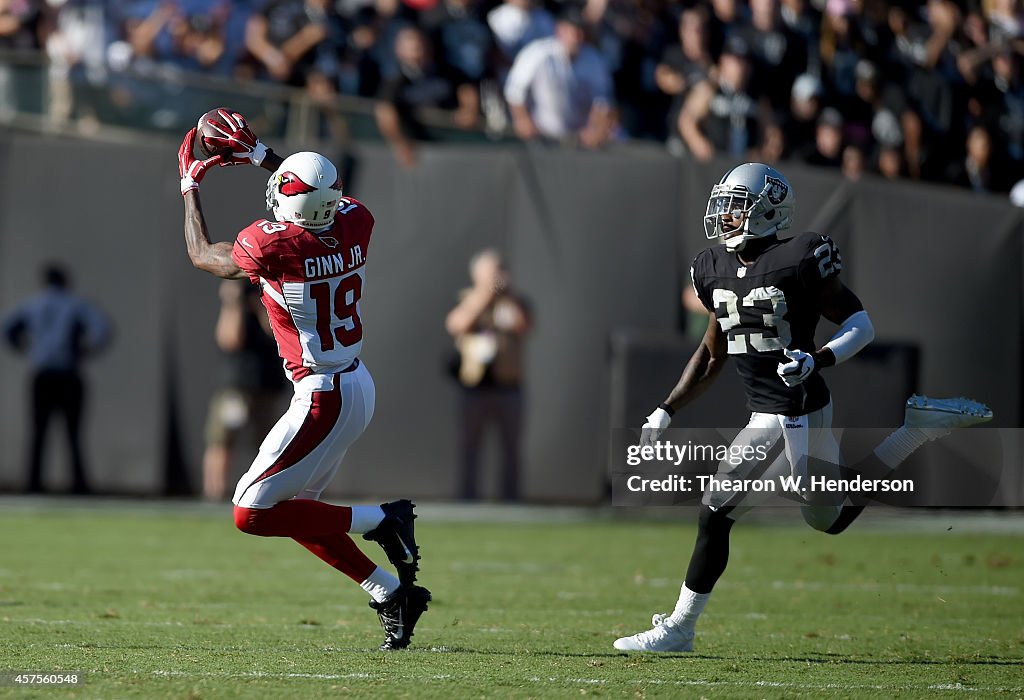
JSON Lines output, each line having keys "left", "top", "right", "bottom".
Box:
{"left": 196, "top": 107, "right": 236, "bottom": 158}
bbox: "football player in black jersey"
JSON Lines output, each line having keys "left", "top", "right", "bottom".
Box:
{"left": 614, "top": 163, "right": 992, "bottom": 652}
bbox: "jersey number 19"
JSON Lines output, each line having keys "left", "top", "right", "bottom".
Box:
{"left": 309, "top": 275, "right": 363, "bottom": 351}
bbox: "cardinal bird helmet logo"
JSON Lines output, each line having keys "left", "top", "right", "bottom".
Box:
{"left": 277, "top": 171, "right": 317, "bottom": 196}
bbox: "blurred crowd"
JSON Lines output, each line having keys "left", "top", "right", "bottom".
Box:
{"left": 3, "top": 0, "right": 1024, "bottom": 190}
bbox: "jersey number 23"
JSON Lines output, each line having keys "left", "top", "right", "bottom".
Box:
{"left": 712, "top": 286, "right": 791, "bottom": 354}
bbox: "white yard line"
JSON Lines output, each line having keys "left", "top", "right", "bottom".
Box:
{"left": 138, "top": 670, "right": 1021, "bottom": 693}
{"left": 766, "top": 580, "right": 1019, "bottom": 596}
{"left": 3, "top": 497, "right": 1024, "bottom": 533}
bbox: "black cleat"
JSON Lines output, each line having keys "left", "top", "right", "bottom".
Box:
{"left": 363, "top": 499, "right": 420, "bottom": 587}
{"left": 369, "top": 585, "right": 432, "bottom": 650}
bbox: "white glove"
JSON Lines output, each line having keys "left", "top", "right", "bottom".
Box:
{"left": 777, "top": 348, "right": 815, "bottom": 387}
{"left": 640, "top": 407, "right": 672, "bottom": 447}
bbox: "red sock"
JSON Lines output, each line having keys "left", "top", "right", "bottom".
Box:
{"left": 293, "top": 534, "right": 377, "bottom": 583}
{"left": 234, "top": 502, "right": 376, "bottom": 582}
{"left": 233, "top": 500, "right": 353, "bottom": 537}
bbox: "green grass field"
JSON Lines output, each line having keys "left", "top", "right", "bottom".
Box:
{"left": 1, "top": 502, "right": 1022, "bottom": 699}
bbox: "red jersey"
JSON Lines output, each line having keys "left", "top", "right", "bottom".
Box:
{"left": 231, "top": 197, "right": 374, "bottom": 383}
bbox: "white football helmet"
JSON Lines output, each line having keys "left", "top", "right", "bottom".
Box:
{"left": 704, "top": 163, "right": 794, "bottom": 251}
{"left": 265, "top": 152, "right": 342, "bottom": 230}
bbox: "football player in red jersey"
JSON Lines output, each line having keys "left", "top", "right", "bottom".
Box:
{"left": 614, "top": 163, "right": 993, "bottom": 652}
{"left": 177, "top": 110, "right": 429, "bottom": 651}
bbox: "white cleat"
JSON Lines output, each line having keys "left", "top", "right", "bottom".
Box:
{"left": 904, "top": 395, "right": 994, "bottom": 439}
{"left": 613, "top": 614, "right": 694, "bottom": 652}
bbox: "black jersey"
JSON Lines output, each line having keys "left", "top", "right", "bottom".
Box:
{"left": 691, "top": 231, "right": 842, "bottom": 416}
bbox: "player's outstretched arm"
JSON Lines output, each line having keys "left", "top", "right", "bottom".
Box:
{"left": 640, "top": 311, "right": 728, "bottom": 445}
{"left": 182, "top": 193, "right": 245, "bottom": 279}
{"left": 178, "top": 129, "right": 246, "bottom": 280}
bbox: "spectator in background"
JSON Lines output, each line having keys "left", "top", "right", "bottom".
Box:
{"left": 984, "top": 0, "right": 1024, "bottom": 44}
{"left": 877, "top": 143, "right": 906, "bottom": 179}
{"left": 374, "top": 25, "right": 464, "bottom": 167}
{"left": 959, "top": 15, "right": 1001, "bottom": 116}
{"left": 885, "top": 0, "right": 964, "bottom": 181}
{"left": 851, "top": 0, "right": 892, "bottom": 67}
{"left": 657, "top": 5, "right": 714, "bottom": 152}
{"left": 975, "top": 47, "right": 1024, "bottom": 178}
{"left": 870, "top": 105, "right": 906, "bottom": 174}
{"left": 244, "top": 0, "right": 344, "bottom": 86}
{"left": 2, "top": 264, "right": 110, "bottom": 494}
{"left": 947, "top": 124, "right": 1005, "bottom": 192}
{"left": 783, "top": 72, "right": 824, "bottom": 158}
{"left": 798, "top": 106, "right": 845, "bottom": 168}
{"left": 487, "top": 0, "right": 553, "bottom": 78}
{"left": 368, "top": 0, "right": 419, "bottom": 82}
{"left": 819, "top": 0, "right": 864, "bottom": 100}
{"left": 202, "top": 280, "right": 286, "bottom": 501}
{"left": 445, "top": 250, "right": 531, "bottom": 501}
{"left": 779, "top": 0, "right": 820, "bottom": 73}
{"left": 679, "top": 36, "right": 776, "bottom": 162}
{"left": 45, "top": 0, "right": 109, "bottom": 131}
{"left": 336, "top": 7, "right": 382, "bottom": 97}
{"left": 504, "top": 6, "right": 614, "bottom": 148}
{"left": 915, "top": 0, "right": 967, "bottom": 180}
{"left": 0, "top": 0, "right": 41, "bottom": 121}
{"left": 962, "top": 5, "right": 993, "bottom": 54}
{"left": 122, "top": 1, "right": 231, "bottom": 75}
{"left": 588, "top": 0, "right": 668, "bottom": 141}
{"left": 423, "top": 0, "right": 491, "bottom": 86}
{"left": 841, "top": 142, "right": 865, "bottom": 180}
{"left": 179, "top": 10, "right": 231, "bottom": 73}
{"left": 421, "top": 0, "right": 493, "bottom": 130}
{"left": 103, "top": 2, "right": 236, "bottom": 130}
{"left": 841, "top": 59, "right": 880, "bottom": 148}
{"left": 735, "top": 0, "right": 807, "bottom": 113}
{"left": 956, "top": 28, "right": 1023, "bottom": 188}
{"left": 0, "top": 0, "right": 39, "bottom": 49}
{"left": 8, "top": 0, "right": 1024, "bottom": 197}
{"left": 881, "top": 2, "right": 925, "bottom": 179}
{"left": 706, "top": 0, "right": 745, "bottom": 61}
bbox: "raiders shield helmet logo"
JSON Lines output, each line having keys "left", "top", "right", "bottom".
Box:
{"left": 765, "top": 176, "right": 788, "bottom": 205}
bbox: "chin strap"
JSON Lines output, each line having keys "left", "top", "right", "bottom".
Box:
{"left": 724, "top": 222, "right": 753, "bottom": 250}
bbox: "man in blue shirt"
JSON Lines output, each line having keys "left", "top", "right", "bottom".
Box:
{"left": 3, "top": 264, "right": 111, "bottom": 494}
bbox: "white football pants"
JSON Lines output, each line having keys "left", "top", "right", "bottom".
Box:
{"left": 702, "top": 401, "right": 846, "bottom": 530}
{"left": 232, "top": 362, "right": 375, "bottom": 508}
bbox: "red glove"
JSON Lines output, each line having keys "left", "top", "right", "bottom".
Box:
{"left": 203, "top": 109, "right": 270, "bottom": 167}
{"left": 178, "top": 128, "right": 222, "bottom": 195}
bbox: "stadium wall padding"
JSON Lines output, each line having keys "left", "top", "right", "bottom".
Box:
{"left": 0, "top": 135, "right": 1020, "bottom": 501}
{"left": 0, "top": 137, "right": 167, "bottom": 493}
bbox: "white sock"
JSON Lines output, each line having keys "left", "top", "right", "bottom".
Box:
{"left": 873, "top": 426, "right": 931, "bottom": 469}
{"left": 348, "top": 505, "right": 386, "bottom": 534}
{"left": 360, "top": 566, "right": 400, "bottom": 603}
{"left": 666, "top": 583, "right": 710, "bottom": 629}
